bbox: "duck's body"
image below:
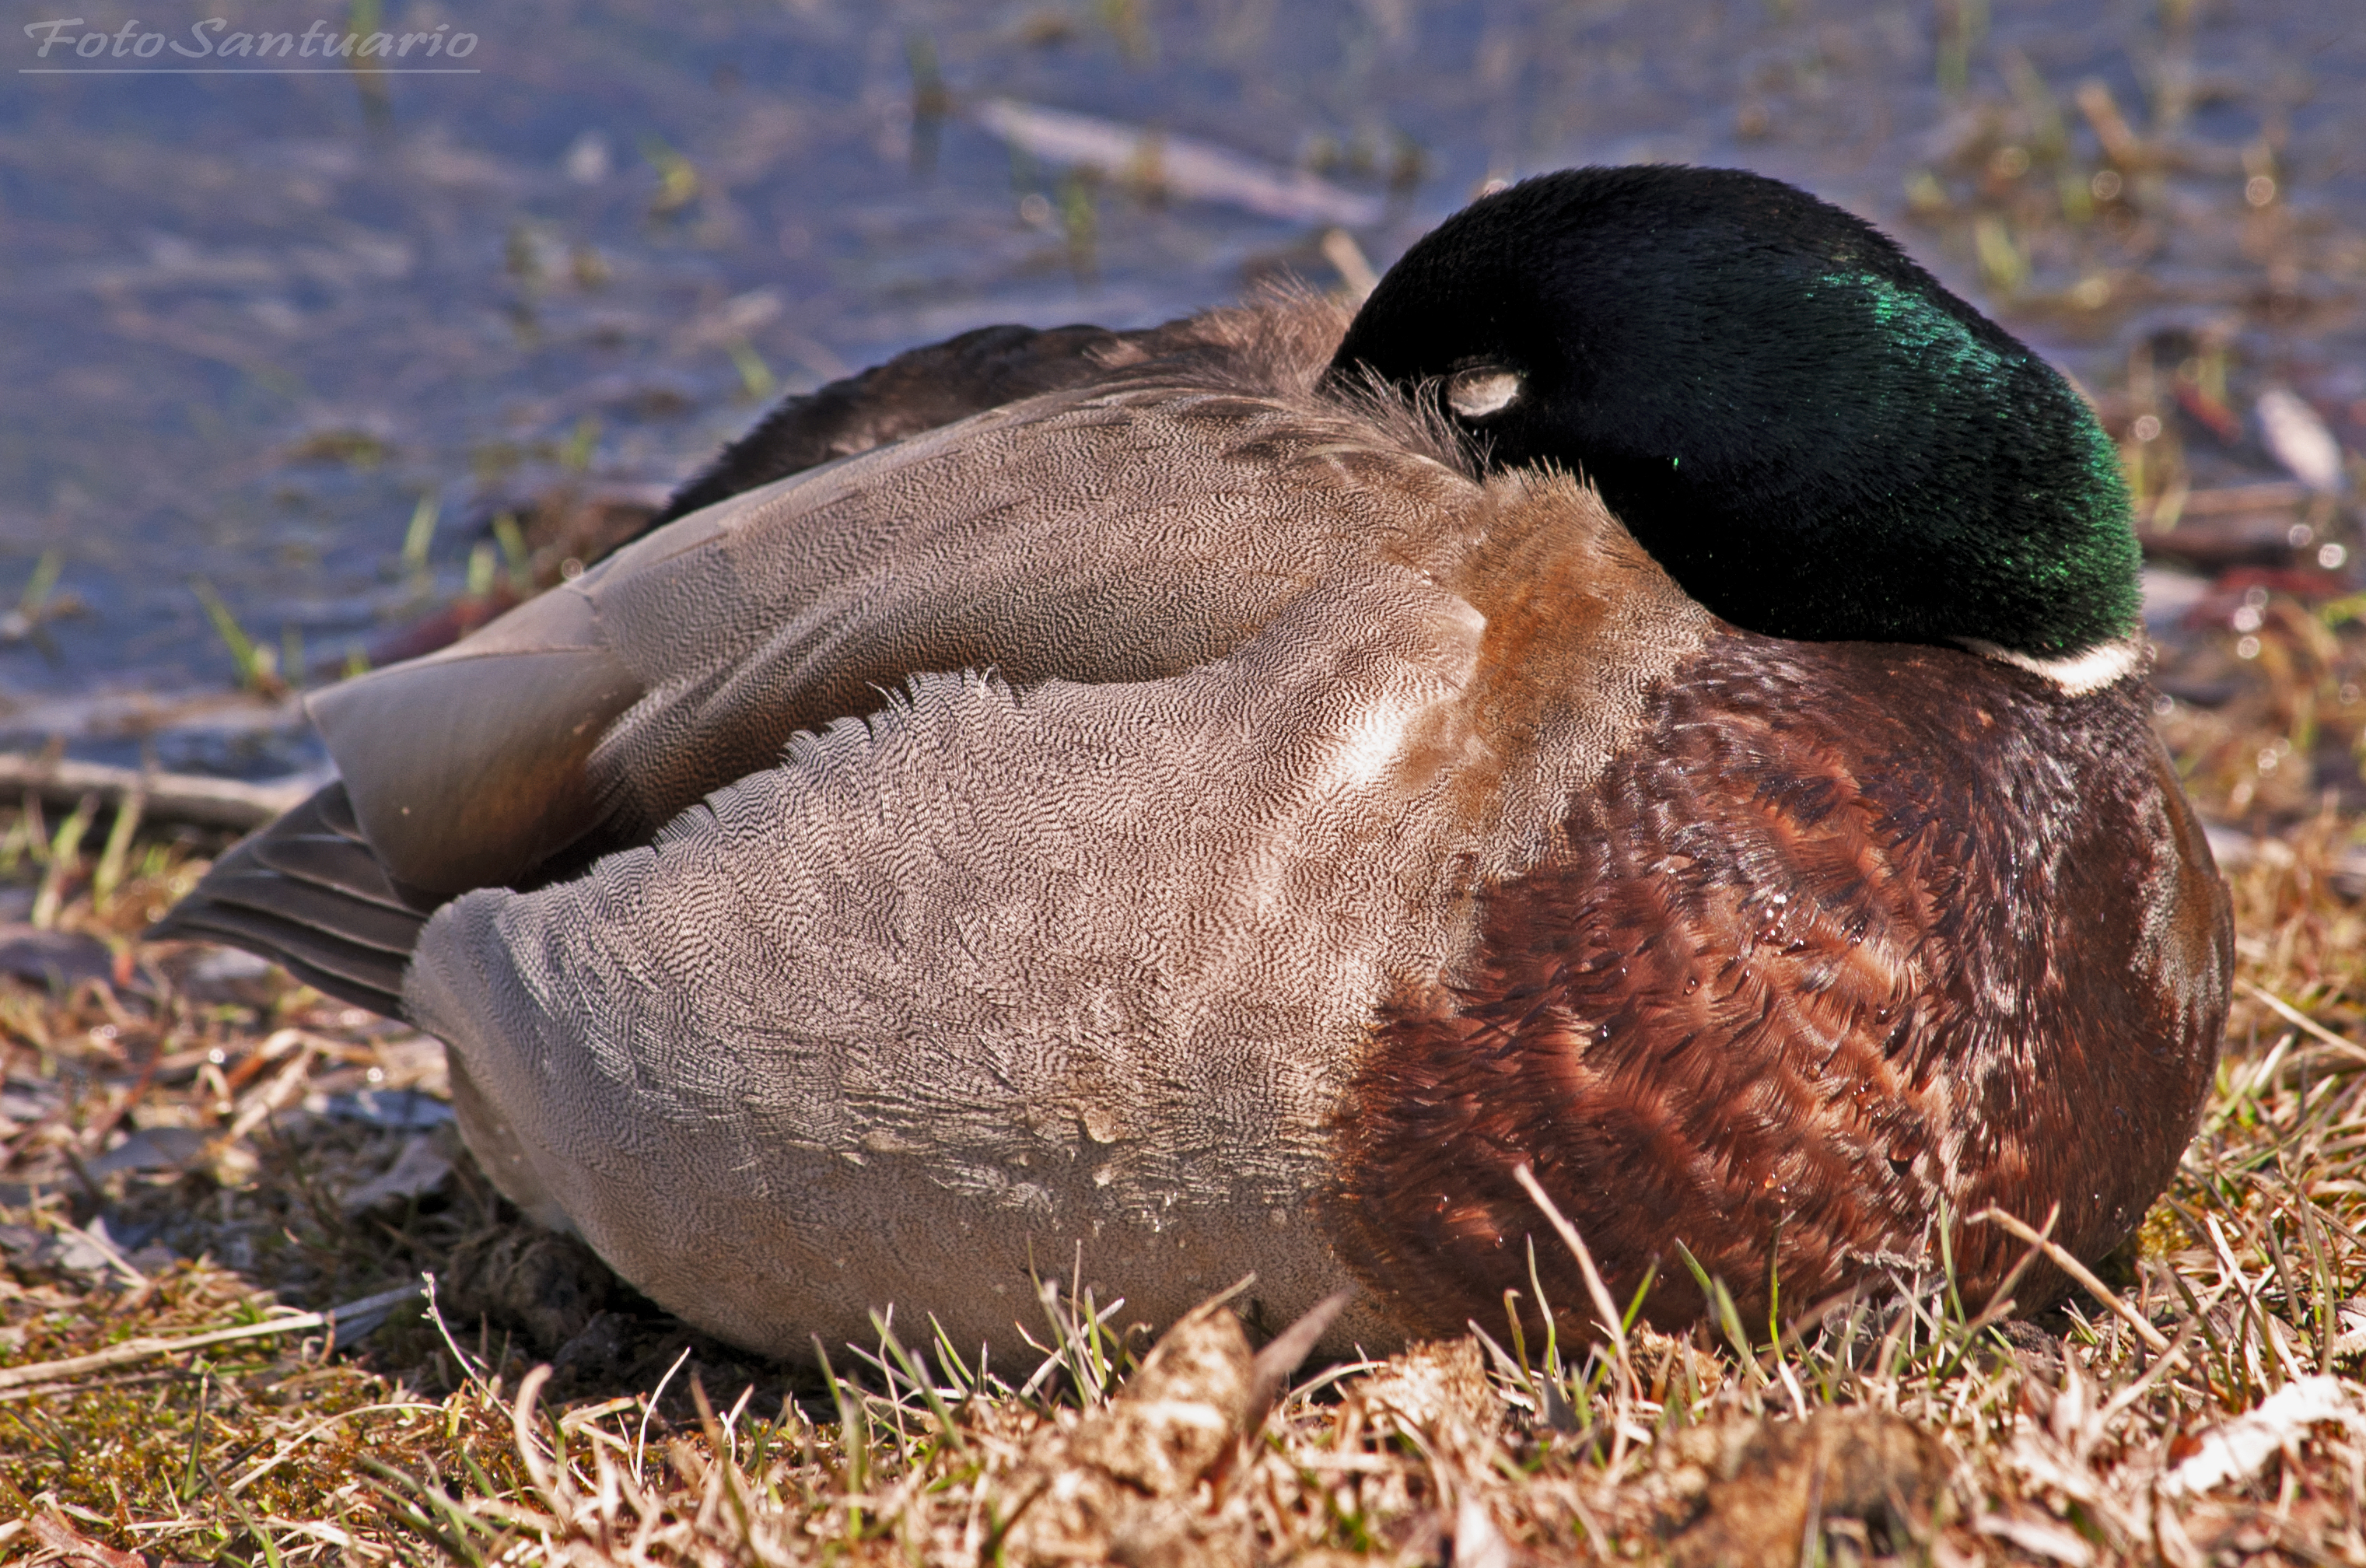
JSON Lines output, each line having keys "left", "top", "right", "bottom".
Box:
{"left": 159, "top": 169, "right": 2231, "bottom": 1358}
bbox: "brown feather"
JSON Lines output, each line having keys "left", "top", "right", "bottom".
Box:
{"left": 1329, "top": 635, "right": 2231, "bottom": 1339}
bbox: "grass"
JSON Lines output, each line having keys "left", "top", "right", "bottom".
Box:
{"left": 12, "top": 452, "right": 2366, "bottom": 1556}
{"left": 6, "top": 21, "right": 2364, "bottom": 1556}
{"left": 4, "top": 581, "right": 2366, "bottom": 1563}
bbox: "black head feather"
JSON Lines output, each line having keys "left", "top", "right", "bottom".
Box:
{"left": 1328, "top": 166, "right": 2139, "bottom": 656}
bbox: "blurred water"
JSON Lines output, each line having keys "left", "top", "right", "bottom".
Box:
{"left": 1, "top": 0, "right": 2359, "bottom": 776}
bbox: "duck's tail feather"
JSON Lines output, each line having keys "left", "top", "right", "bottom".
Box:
{"left": 148, "top": 781, "right": 435, "bottom": 1018}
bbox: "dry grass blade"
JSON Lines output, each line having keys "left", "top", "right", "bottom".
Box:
{"left": 1972, "top": 1209, "right": 2174, "bottom": 1353}
{"left": 509, "top": 1363, "right": 565, "bottom": 1503}
{"left": 2238, "top": 977, "right": 2366, "bottom": 1060}
{"left": 1513, "top": 1160, "right": 1636, "bottom": 1395}
{"left": 1246, "top": 1286, "right": 1354, "bottom": 1420}
{"left": 229, "top": 1398, "right": 440, "bottom": 1495}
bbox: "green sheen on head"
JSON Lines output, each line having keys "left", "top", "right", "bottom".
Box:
{"left": 1328, "top": 166, "right": 2140, "bottom": 658}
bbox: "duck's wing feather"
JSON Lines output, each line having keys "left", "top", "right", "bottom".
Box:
{"left": 147, "top": 782, "right": 429, "bottom": 1016}
{"left": 310, "top": 374, "right": 1482, "bottom": 896}
{"left": 647, "top": 294, "right": 1360, "bottom": 534}
{"left": 156, "top": 345, "right": 1503, "bottom": 1011}
{"left": 652, "top": 321, "right": 1171, "bottom": 528}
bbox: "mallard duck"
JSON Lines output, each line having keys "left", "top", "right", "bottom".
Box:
{"left": 156, "top": 166, "right": 2231, "bottom": 1358}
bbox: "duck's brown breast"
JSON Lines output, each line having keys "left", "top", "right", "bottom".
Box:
{"left": 1329, "top": 636, "right": 2231, "bottom": 1340}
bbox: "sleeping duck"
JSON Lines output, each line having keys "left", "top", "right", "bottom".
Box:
{"left": 156, "top": 166, "right": 2231, "bottom": 1359}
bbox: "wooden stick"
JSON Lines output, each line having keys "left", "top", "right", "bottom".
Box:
{"left": 0, "top": 1280, "right": 420, "bottom": 1391}
{"left": 2176, "top": 482, "right": 2311, "bottom": 516}
{"left": 0, "top": 753, "right": 315, "bottom": 832}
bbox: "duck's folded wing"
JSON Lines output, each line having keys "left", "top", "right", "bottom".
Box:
{"left": 310, "top": 382, "right": 1477, "bottom": 897}
{"left": 154, "top": 371, "right": 1477, "bottom": 1013}
{"left": 405, "top": 554, "right": 1492, "bottom": 1357}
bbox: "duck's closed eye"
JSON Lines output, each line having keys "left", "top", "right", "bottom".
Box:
{"left": 1444, "top": 367, "right": 1521, "bottom": 419}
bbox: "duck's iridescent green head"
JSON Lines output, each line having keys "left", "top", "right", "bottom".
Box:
{"left": 1328, "top": 165, "right": 2140, "bottom": 659}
